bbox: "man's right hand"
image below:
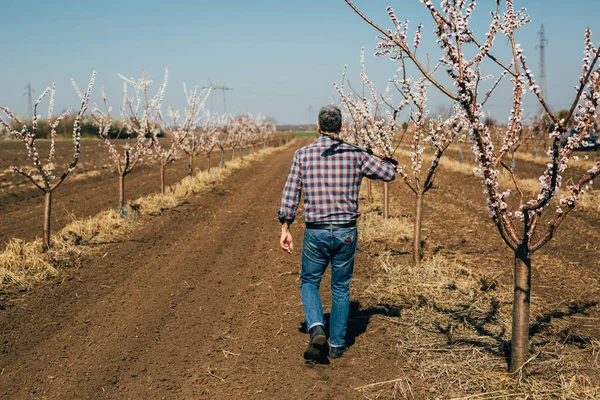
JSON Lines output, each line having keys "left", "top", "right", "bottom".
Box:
{"left": 280, "top": 223, "right": 293, "bottom": 254}
{"left": 382, "top": 156, "right": 399, "bottom": 166}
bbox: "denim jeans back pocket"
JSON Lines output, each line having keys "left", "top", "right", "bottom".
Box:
{"left": 334, "top": 228, "right": 358, "bottom": 259}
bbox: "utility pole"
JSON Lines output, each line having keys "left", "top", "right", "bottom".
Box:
{"left": 23, "top": 82, "right": 34, "bottom": 116}
{"left": 203, "top": 80, "right": 233, "bottom": 114}
{"left": 536, "top": 24, "right": 548, "bottom": 114}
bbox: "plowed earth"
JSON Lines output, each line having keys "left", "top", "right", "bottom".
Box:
{"left": 0, "top": 140, "right": 222, "bottom": 247}
{"left": 0, "top": 139, "right": 598, "bottom": 399}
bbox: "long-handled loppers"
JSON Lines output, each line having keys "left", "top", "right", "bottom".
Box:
{"left": 321, "top": 133, "right": 399, "bottom": 166}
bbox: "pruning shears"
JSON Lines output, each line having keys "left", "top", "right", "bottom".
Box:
{"left": 321, "top": 133, "right": 399, "bottom": 166}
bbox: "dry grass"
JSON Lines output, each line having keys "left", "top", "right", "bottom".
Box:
{"left": 357, "top": 252, "right": 600, "bottom": 399}
{"left": 0, "top": 239, "right": 61, "bottom": 287}
{"left": 356, "top": 182, "right": 600, "bottom": 398}
{"left": 133, "top": 145, "right": 286, "bottom": 216}
{"left": 359, "top": 212, "right": 412, "bottom": 244}
{"left": 496, "top": 170, "right": 541, "bottom": 194}
{"left": 418, "top": 150, "right": 600, "bottom": 216}
{"left": 364, "top": 254, "right": 507, "bottom": 314}
{"left": 358, "top": 180, "right": 413, "bottom": 251}
{"left": 0, "top": 210, "right": 136, "bottom": 288}
{"left": 0, "top": 167, "right": 12, "bottom": 179}
{"left": 451, "top": 141, "right": 600, "bottom": 171}
{"left": 69, "top": 169, "right": 102, "bottom": 182}
{"left": 134, "top": 169, "right": 228, "bottom": 216}
{"left": 395, "top": 148, "right": 476, "bottom": 178}
{"left": 512, "top": 150, "right": 600, "bottom": 171}
{"left": 575, "top": 189, "right": 600, "bottom": 214}
{"left": 58, "top": 209, "right": 137, "bottom": 246}
{"left": 0, "top": 142, "right": 294, "bottom": 290}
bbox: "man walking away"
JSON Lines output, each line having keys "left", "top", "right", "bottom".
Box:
{"left": 278, "top": 105, "right": 396, "bottom": 361}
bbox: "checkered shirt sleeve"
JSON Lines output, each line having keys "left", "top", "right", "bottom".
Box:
{"left": 278, "top": 150, "right": 302, "bottom": 224}
{"left": 360, "top": 152, "right": 396, "bottom": 181}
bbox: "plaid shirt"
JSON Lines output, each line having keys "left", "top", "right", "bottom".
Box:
{"left": 278, "top": 135, "right": 396, "bottom": 225}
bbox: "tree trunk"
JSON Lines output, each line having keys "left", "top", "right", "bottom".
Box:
{"left": 220, "top": 148, "right": 225, "bottom": 167}
{"left": 367, "top": 179, "right": 373, "bottom": 202}
{"left": 413, "top": 192, "right": 424, "bottom": 265}
{"left": 232, "top": 148, "right": 235, "bottom": 161}
{"left": 119, "top": 173, "right": 125, "bottom": 209}
{"left": 510, "top": 245, "right": 532, "bottom": 374}
{"left": 207, "top": 152, "right": 211, "bottom": 173}
{"left": 160, "top": 164, "right": 165, "bottom": 195}
{"left": 188, "top": 154, "right": 194, "bottom": 176}
{"left": 383, "top": 182, "right": 390, "bottom": 219}
{"left": 42, "top": 190, "right": 52, "bottom": 251}
{"left": 240, "top": 147, "right": 244, "bottom": 159}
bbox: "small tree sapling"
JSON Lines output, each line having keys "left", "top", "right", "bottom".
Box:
{"left": 0, "top": 72, "right": 96, "bottom": 250}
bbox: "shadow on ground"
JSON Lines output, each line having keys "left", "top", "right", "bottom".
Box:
{"left": 298, "top": 301, "right": 402, "bottom": 365}
{"left": 432, "top": 299, "right": 599, "bottom": 370}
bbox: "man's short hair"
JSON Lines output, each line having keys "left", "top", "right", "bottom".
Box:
{"left": 318, "top": 105, "right": 342, "bottom": 133}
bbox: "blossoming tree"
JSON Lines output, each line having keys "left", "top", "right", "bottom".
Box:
{"left": 345, "top": 0, "right": 600, "bottom": 373}
{"left": 196, "top": 112, "right": 224, "bottom": 173}
{"left": 389, "top": 76, "right": 466, "bottom": 265}
{"left": 236, "top": 114, "right": 256, "bottom": 159}
{"left": 215, "top": 115, "right": 232, "bottom": 167}
{"left": 225, "top": 115, "right": 244, "bottom": 161}
{"left": 0, "top": 72, "right": 96, "bottom": 250}
{"left": 258, "top": 118, "right": 277, "bottom": 149}
{"left": 334, "top": 52, "right": 397, "bottom": 219}
{"left": 92, "top": 75, "right": 156, "bottom": 210}
{"left": 144, "top": 69, "right": 210, "bottom": 194}
{"left": 336, "top": 51, "right": 466, "bottom": 264}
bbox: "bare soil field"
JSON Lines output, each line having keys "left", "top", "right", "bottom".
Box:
{"left": 0, "top": 139, "right": 223, "bottom": 248}
{"left": 0, "top": 139, "right": 598, "bottom": 399}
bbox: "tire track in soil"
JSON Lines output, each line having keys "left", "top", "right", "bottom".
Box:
{"left": 1, "top": 142, "right": 397, "bottom": 400}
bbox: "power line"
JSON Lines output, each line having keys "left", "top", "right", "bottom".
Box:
{"left": 203, "top": 79, "right": 233, "bottom": 113}
{"left": 23, "top": 82, "right": 34, "bottom": 116}
{"left": 536, "top": 24, "right": 548, "bottom": 114}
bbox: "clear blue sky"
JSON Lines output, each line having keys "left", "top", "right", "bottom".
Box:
{"left": 0, "top": 0, "right": 598, "bottom": 125}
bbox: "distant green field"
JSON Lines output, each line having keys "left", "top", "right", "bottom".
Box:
{"left": 293, "top": 131, "right": 318, "bottom": 138}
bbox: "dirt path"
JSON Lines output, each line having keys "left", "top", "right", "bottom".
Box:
{"left": 0, "top": 142, "right": 401, "bottom": 399}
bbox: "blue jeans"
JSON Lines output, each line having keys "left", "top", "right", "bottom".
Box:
{"left": 301, "top": 226, "right": 358, "bottom": 348}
